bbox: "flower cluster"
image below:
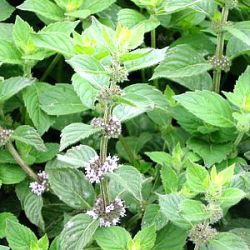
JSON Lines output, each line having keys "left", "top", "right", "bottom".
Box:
{"left": 91, "top": 117, "right": 121, "bottom": 138}
{"left": 0, "top": 128, "right": 13, "bottom": 146}
{"left": 85, "top": 155, "right": 119, "bottom": 183}
{"left": 208, "top": 55, "right": 231, "bottom": 72}
{"left": 109, "top": 59, "right": 128, "bottom": 84}
{"left": 29, "top": 171, "right": 49, "bottom": 196}
{"left": 207, "top": 203, "right": 224, "bottom": 224}
{"left": 98, "top": 85, "right": 122, "bottom": 103}
{"left": 189, "top": 223, "right": 218, "bottom": 247}
{"left": 87, "top": 197, "right": 126, "bottom": 227}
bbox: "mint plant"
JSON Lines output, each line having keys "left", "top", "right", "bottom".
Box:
{"left": 0, "top": 0, "right": 250, "bottom": 250}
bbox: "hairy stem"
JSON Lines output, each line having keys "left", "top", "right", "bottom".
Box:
{"left": 6, "top": 142, "right": 39, "bottom": 182}
{"left": 234, "top": 132, "right": 244, "bottom": 146}
{"left": 40, "top": 54, "right": 61, "bottom": 82}
{"left": 99, "top": 104, "right": 113, "bottom": 207}
{"left": 213, "top": 7, "right": 229, "bottom": 93}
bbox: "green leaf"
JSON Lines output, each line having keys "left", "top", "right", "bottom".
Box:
{"left": 71, "top": 74, "right": 99, "bottom": 109}
{"left": 6, "top": 220, "right": 37, "bottom": 250}
{"left": 60, "top": 123, "right": 101, "bottom": 151}
{"left": 187, "top": 138, "right": 233, "bottom": 166}
{"left": 186, "top": 161, "right": 210, "bottom": 192}
{"left": 142, "top": 204, "right": 168, "bottom": 231}
{"left": 0, "top": 212, "right": 18, "bottom": 239}
{"left": 152, "top": 45, "right": 212, "bottom": 80}
{"left": 57, "top": 144, "right": 97, "bottom": 168}
{"left": 0, "top": 246, "right": 9, "bottom": 250}
{"left": 180, "top": 199, "right": 210, "bottom": 223}
{"left": 174, "top": 90, "right": 234, "bottom": 128}
{"left": 17, "top": 0, "right": 64, "bottom": 22}
{"left": 23, "top": 82, "right": 55, "bottom": 135}
{"left": 203, "top": 232, "right": 249, "bottom": 250}
{"left": 12, "top": 125, "right": 47, "bottom": 152}
{"left": 0, "top": 77, "right": 34, "bottom": 103}
{"left": 161, "top": 165, "right": 179, "bottom": 194}
{"left": 59, "top": 214, "right": 99, "bottom": 250}
{"left": 95, "top": 226, "right": 131, "bottom": 250}
{"left": 81, "top": 0, "right": 116, "bottom": 14}
{"left": 225, "top": 26, "right": 250, "bottom": 47}
{"left": 31, "top": 32, "right": 73, "bottom": 57}
{"left": 37, "top": 235, "right": 49, "bottom": 250}
{"left": 0, "top": 23, "right": 13, "bottom": 41}
{"left": 15, "top": 181, "right": 45, "bottom": 231}
{"left": 0, "top": 40, "right": 22, "bottom": 64}
{"left": 122, "top": 48, "right": 167, "bottom": 72}
{"left": 41, "top": 21, "right": 79, "bottom": 35}
{"left": 118, "top": 9, "right": 160, "bottom": 33}
{"left": 230, "top": 228, "right": 250, "bottom": 248}
{"left": 0, "top": 164, "right": 26, "bottom": 184}
{"left": 0, "top": 0, "right": 15, "bottom": 21}
{"left": 163, "top": 0, "right": 203, "bottom": 14}
{"left": 226, "top": 21, "right": 250, "bottom": 58}
{"left": 39, "top": 84, "right": 86, "bottom": 116}
{"left": 219, "top": 188, "right": 245, "bottom": 209}
{"left": 224, "top": 66, "right": 250, "bottom": 112}
{"left": 108, "top": 165, "right": 144, "bottom": 201}
{"left": 65, "top": 9, "right": 91, "bottom": 19}
{"left": 145, "top": 152, "right": 171, "bottom": 166}
{"left": 158, "top": 194, "right": 190, "bottom": 229}
{"left": 46, "top": 162, "right": 95, "bottom": 209}
{"left": 152, "top": 223, "right": 188, "bottom": 250}
{"left": 134, "top": 225, "right": 156, "bottom": 250}
{"left": 67, "top": 55, "right": 110, "bottom": 89}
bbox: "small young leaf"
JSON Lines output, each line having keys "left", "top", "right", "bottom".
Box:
{"left": 0, "top": 0, "right": 15, "bottom": 21}
{"left": 133, "top": 225, "right": 156, "bottom": 250}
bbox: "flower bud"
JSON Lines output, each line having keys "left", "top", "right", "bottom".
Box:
{"left": 208, "top": 55, "right": 231, "bottom": 72}
{"left": 207, "top": 203, "right": 224, "bottom": 224}
{"left": 0, "top": 128, "right": 13, "bottom": 146}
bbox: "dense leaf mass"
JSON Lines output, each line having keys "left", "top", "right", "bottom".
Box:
{"left": 0, "top": 0, "right": 249, "bottom": 250}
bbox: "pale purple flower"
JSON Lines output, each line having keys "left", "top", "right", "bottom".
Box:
{"left": 29, "top": 171, "right": 49, "bottom": 196}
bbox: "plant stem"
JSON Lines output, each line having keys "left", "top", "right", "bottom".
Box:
{"left": 213, "top": 7, "right": 229, "bottom": 93}
{"left": 99, "top": 104, "right": 113, "bottom": 207}
{"left": 6, "top": 142, "right": 39, "bottom": 182}
{"left": 151, "top": 29, "right": 159, "bottom": 88}
{"left": 234, "top": 132, "right": 244, "bottom": 146}
{"left": 40, "top": 54, "right": 61, "bottom": 82}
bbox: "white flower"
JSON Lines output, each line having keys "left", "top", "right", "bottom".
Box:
{"left": 29, "top": 171, "right": 48, "bottom": 196}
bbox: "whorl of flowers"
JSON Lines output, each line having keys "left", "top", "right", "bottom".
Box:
{"left": 109, "top": 58, "right": 129, "bottom": 84}
{"left": 29, "top": 171, "right": 49, "bottom": 196}
{"left": 225, "top": 0, "right": 238, "bottom": 9}
{"left": 207, "top": 203, "right": 224, "bottom": 224}
{"left": 98, "top": 85, "right": 122, "bottom": 102}
{"left": 91, "top": 117, "right": 121, "bottom": 138}
{"left": 0, "top": 128, "right": 13, "bottom": 146}
{"left": 87, "top": 197, "right": 126, "bottom": 227}
{"left": 85, "top": 155, "right": 119, "bottom": 183}
{"left": 189, "top": 223, "right": 218, "bottom": 247}
{"left": 208, "top": 55, "right": 231, "bottom": 72}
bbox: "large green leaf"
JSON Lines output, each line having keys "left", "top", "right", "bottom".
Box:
{"left": 81, "top": 0, "right": 116, "bottom": 14}
{"left": 59, "top": 214, "right": 99, "bottom": 250}
{"left": 187, "top": 138, "right": 233, "bottom": 166}
{"left": 203, "top": 232, "right": 249, "bottom": 250}
{"left": 0, "top": 164, "right": 26, "bottom": 184}
{"left": 12, "top": 125, "right": 47, "bottom": 152}
{"left": 163, "top": 0, "right": 203, "bottom": 14}
{"left": 17, "top": 0, "right": 64, "bottom": 22}
{"left": 60, "top": 123, "right": 101, "bottom": 151}
{"left": 219, "top": 188, "right": 246, "bottom": 209}
{"left": 224, "top": 66, "right": 250, "bottom": 112}
{"left": 108, "top": 165, "right": 144, "bottom": 201}
{"left": 95, "top": 226, "right": 131, "bottom": 250}
{"left": 57, "top": 144, "right": 97, "bottom": 168}
{"left": 152, "top": 45, "right": 212, "bottom": 80}
{"left": 46, "top": 162, "right": 95, "bottom": 209}
{"left": 67, "top": 55, "right": 110, "bottom": 89}
{"left": 0, "top": 77, "right": 34, "bottom": 103}
{"left": 6, "top": 220, "right": 37, "bottom": 250}
{"left": 174, "top": 90, "right": 234, "bottom": 128}
{"left": 0, "top": 0, "right": 15, "bottom": 21}
{"left": 39, "top": 84, "right": 86, "bottom": 116}
{"left": 23, "top": 82, "right": 55, "bottom": 135}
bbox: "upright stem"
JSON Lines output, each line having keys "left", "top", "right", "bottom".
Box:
{"left": 6, "top": 142, "right": 39, "bottom": 182}
{"left": 40, "top": 54, "right": 61, "bottom": 82}
{"left": 213, "top": 7, "right": 229, "bottom": 93}
{"left": 99, "top": 104, "right": 113, "bottom": 207}
{"left": 151, "top": 29, "right": 159, "bottom": 88}
{"left": 234, "top": 132, "right": 244, "bottom": 146}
